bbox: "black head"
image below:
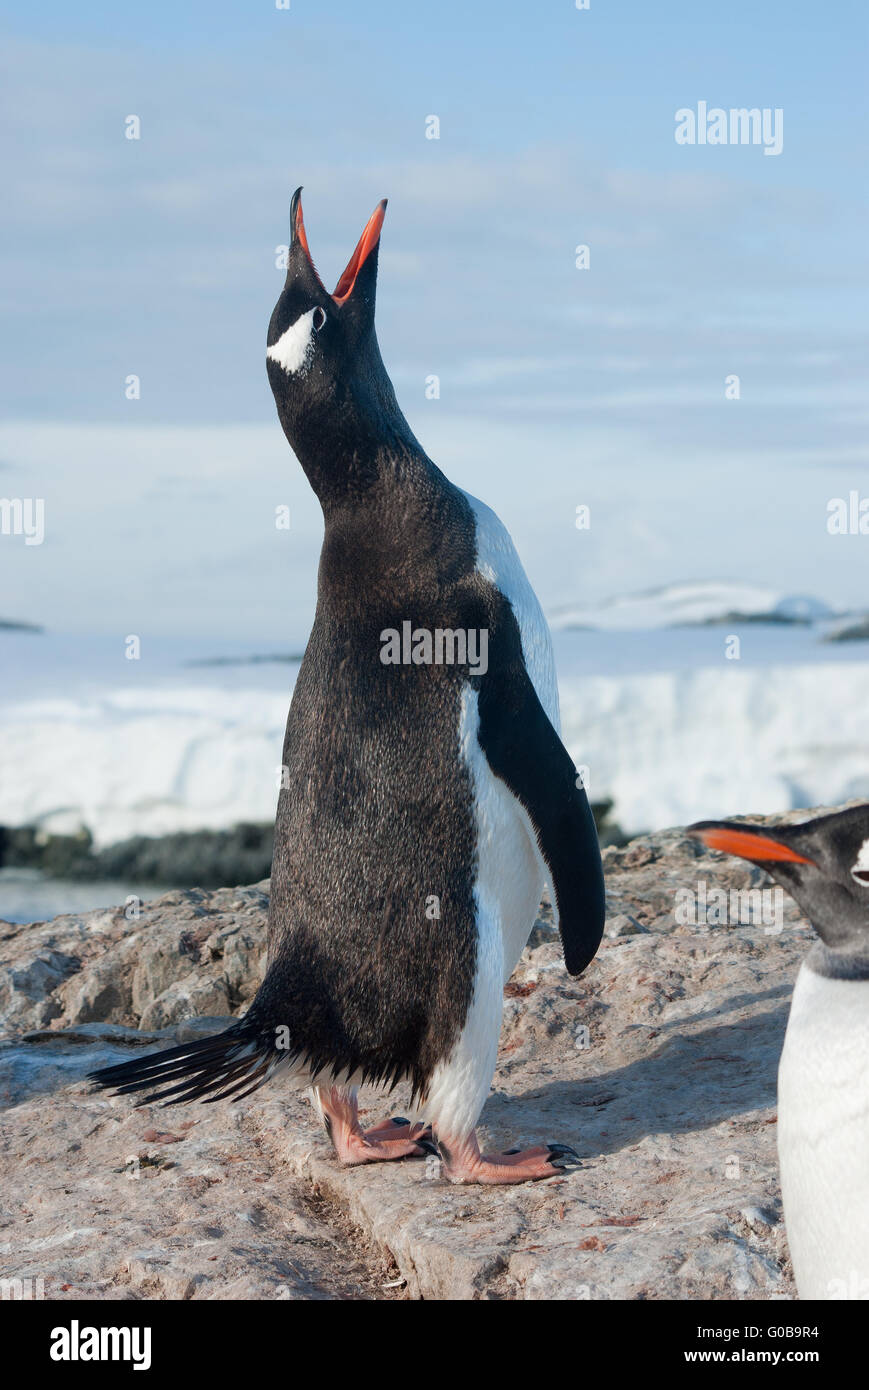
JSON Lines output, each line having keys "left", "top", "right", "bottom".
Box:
{"left": 687, "top": 804, "right": 869, "bottom": 953}
{"left": 266, "top": 189, "right": 409, "bottom": 503}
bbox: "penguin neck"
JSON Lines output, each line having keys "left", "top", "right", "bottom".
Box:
{"left": 281, "top": 350, "right": 438, "bottom": 516}
{"left": 806, "top": 938, "right": 869, "bottom": 981}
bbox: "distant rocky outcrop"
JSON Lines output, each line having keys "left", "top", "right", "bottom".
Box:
{"left": 824, "top": 616, "right": 869, "bottom": 643}
{"left": 0, "top": 824, "right": 275, "bottom": 889}
{"left": 548, "top": 583, "right": 834, "bottom": 633}
{"left": 0, "top": 804, "right": 631, "bottom": 890}
{"left": 0, "top": 816, "right": 821, "bottom": 1300}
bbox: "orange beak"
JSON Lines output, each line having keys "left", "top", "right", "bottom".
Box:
{"left": 292, "top": 189, "right": 387, "bottom": 305}
{"left": 332, "top": 200, "right": 388, "bottom": 303}
{"left": 687, "top": 823, "right": 815, "bottom": 865}
{"left": 292, "top": 191, "right": 314, "bottom": 262}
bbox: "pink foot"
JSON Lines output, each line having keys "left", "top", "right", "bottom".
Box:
{"left": 435, "top": 1130, "right": 579, "bottom": 1185}
{"left": 314, "top": 1088, "right": 432, "bottom": 1166}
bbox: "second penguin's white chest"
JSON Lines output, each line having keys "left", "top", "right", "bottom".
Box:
{"left": 777, "top": 962, "right": 869, "bottom": 1299}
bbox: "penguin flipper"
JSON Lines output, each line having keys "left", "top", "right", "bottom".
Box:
{"left": 476, "top": 667, "right": 605, "bottom": 976}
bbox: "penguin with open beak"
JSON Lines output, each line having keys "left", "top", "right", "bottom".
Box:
{"left": 688, "top": 806, "right": 869, "bottom": 1299}
{"left": 90, "top": 191, "right": 605, "bottom": 1184}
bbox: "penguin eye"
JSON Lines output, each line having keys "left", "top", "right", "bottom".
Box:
{"left": 850, "top": 867, "right": 869, "bottom": 887}
{"left": 312, "top": 307, "right": 327, "bottom": 332}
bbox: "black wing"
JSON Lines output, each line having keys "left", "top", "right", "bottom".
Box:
{"left": 477, "top": 663, "right": 605, "bottom": 976}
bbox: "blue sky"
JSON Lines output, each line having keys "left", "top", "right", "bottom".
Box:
{"left": 1, "top": 1, "right": 867, "bottom": 635}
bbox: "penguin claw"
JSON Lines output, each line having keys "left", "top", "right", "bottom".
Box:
{"left": 547, "top": 1143, "right": 580, "bottom": 1161}
{"left": 433, "top": 1131, "right": 580, "bottom": 1184}
{"left": 546, "top": 1143, "right": 581, "bottom": 1172}
{"left": 383, "top": 1116, "right": 437, "bottom": 1157}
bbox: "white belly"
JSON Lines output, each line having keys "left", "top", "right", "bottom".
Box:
{"left": 778, "top": 962, "right": 869, "bottom": 1299}
{"left": 420, "top": 685, "right": 544, "bottom": 1140}
{"left": 461, "top": 488, "right": 559, "bottom": 976}
{"left": 460, "top": 685, "right": 545, "bottom": 982}
{"left": 418, "top": 497, "right": 558, "bottom": 1140}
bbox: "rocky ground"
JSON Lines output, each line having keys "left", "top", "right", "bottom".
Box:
{"left": 0, "top": 815, "right": 820, "bottom": 1300}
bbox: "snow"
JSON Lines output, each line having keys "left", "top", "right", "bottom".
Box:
{"left": 0, "top": 686, "right": 289, "bottom": 846}
{"left": 1, "top": 629, "right": 868, "bottom": 844}
{"left": 560, "top": 662, "right": 869, "bottom": 833}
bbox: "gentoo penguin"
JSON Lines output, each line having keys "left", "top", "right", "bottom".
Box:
{"left": 91, "top": 191, "right": 605, "bottom": 1185}
{"left": 688, "top": 806, "right": 869, "bottom": 1298}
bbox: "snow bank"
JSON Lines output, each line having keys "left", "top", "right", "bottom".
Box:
{"left": 0, "top": 688, "right": 288, "bottom": 847}
{"left": 561, "top": 662, "right": 869, "bottom": 832}
{"left": 2, "top": 658, "right": 868, "bottom": 844}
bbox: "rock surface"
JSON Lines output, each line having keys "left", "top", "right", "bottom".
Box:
{"left": 0, "top": 816, "right": 822, "bottom": 1300}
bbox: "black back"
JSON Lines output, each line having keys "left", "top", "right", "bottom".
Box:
{"left": 251, "top": 192, "right": 603, "bottom": 1099}
{"left": 89, "top": 192, "right": 605, "bottom": 1112}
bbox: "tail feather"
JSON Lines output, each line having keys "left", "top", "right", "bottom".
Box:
{"left": 89, "top": 1022, "right": 284, "bottom": 1107}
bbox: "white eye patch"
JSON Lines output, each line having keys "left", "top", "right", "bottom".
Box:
{"left": 851, "top": 837, "right": 869, "bottom": 885}
{"left": 267, "top": 308, "right": 320, "bottom": 377}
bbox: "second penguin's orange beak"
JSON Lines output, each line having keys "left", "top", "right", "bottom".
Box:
{"left": 686, "top": 822, "right": 815, "bottom": 865}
